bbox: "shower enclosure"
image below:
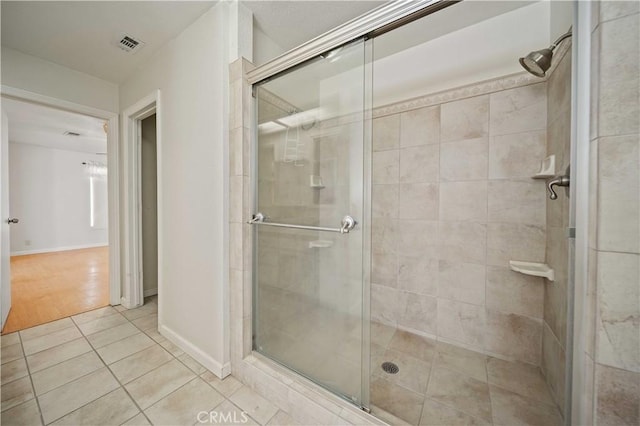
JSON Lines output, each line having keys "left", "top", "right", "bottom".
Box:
{"left": 247, "top": 1, "right": 577, "bottom": 424}
{"left": 252, "top": 38, "right": 372, "bottom": 408}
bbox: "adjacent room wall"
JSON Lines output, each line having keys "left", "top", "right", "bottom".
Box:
{"left": 141, "top": 114, "right": 158, "bottom": 296}
{"left": 9, "top": 142, "right": 108, "bottom": 254}
{"left": 1, "top": 47, "right": 119, "bottom": 113}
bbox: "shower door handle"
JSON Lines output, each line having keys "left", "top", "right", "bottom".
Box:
{"left": 248, "top": 212, "right": 357, "bottom": 234}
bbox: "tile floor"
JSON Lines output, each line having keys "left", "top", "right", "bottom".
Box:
{"left": 369, "top": 323, "right": 564, "bottom": 426}
{"left": 1, "top": 297, "right": 293, "bottom": 426}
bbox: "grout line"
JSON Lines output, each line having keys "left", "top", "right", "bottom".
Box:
{"left": 16, "top": 331, "right": 46, "bottom": 426}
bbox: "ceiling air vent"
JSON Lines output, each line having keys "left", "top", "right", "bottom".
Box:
{"left": 117, "top": 34, "right": 145, "bottom": 53}
{"left": 64, "top": 131, "right": 81, "bottom": 137}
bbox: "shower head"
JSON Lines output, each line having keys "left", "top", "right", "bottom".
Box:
{"left": 519, "top": 28, "right": 572, "bottom": 77}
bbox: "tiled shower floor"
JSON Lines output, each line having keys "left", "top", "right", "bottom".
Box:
{"left": 370, "top": 322, "right": 563, "bottom": 426}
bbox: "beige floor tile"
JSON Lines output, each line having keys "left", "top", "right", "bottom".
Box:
{"left": 266, "top": 410, "right": 296, "bottom": 425}
{"left": 1, "top": 358, "right": 28, "bottom": 383}
{"left": 145, "top": 377, "right": 225, "bottom": 425}
{"left": 19, "top": 318, "right": 75, "bottom": 342}
{"left": 0, "top": 399, "right": 42, "bottom": 426}
{"left": 209, "top": 400, "right": 260, "bottom": 426}
{"left": 487, "top": 357, "right": 554, "bottom": 405}
{"left": 178, "top": 353, "right": 207, "bottom": 375}
{"left": 131, "top": 313, "right": 158, "bottom": 332}
{"left": 86, "top": 322, "right": 140, "bottom": 349}
{"left": 114, "top": 304, "right": 127, "bottom": 312}
{"left": 426, "top": 367, "right": 492, "bottom": 422}
{"left": 26, "top": 338, "right": 92, "bottom": 373}
{"left": 490, "top": 385, "right": 562, "bottom": 426}
{"left": 388, "top": 330, "right": 436, "bottom": 363}
{"left": 122, "top": 303, "right": 158, "bottom": 321}
{"left": 120, "top": 413, "right": 151, "bottom": 425}
{"left": 434, "top": 342, "right": 487, "bottom": 382}
{"left": 142, "top": 329, "right": 167, "bottom": 343}
{"left": 420, "top": 398, "right": 489, "bottom": 425}
{"left": 0, "top": 376, "right": 34, "bottom": 412}
{"left": 31, "top": 351, "right": 104, "bottom": 395}
{"left": 229, "top": 385, "right": 279, "bottom": 425}
{"left": 1, "top": 333, "right": 20, "bottom": 347}
{"left": 76, "top": 313, "right": 128, "bottom": 335}
{"left": 125, "top": 358, "right": 196, "bottom": 409}
{"left": 51, "top": 388, "right": 140, "bottom": 426}
{"left": 22, "top": 327, "right": 82, "bottom": 356}
{"left": 374, "top": 349, "right": 431, "bottom": 394}
{"left": 1, "top": 343, "right": 24, "bottom": 364}
{"left": 72, "top": 306, "right": 119, "bottom": 324}
{"left": 38, "top": 367, "right": 120, "bottom": 424}
{"left": 201, "top": 372, "right": 244, "bottom": 397}
{"left": 110, "top": 345, "right": 173, "bottom": 384}
{"left": 96, "top": 332, "right": 155, "bottom": 365}
{"left": 371, "top": 376, "right": 424, "bottom": 425}
{"left": 158, "top": 339, "right": 184, "bottom": 357}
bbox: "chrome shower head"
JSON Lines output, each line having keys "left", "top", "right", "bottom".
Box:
{"left": 519, "top": 28, "right": 572, "bottom": 78}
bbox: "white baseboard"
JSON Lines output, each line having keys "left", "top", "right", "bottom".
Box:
{"left": 143, "top": 288, "right": 158, "bottom": 297}
{"left": 11, "top": 243, "right": 108, "bottom": 256}
{"left": 159, "top": 324, "right": 231, "bottom": 379}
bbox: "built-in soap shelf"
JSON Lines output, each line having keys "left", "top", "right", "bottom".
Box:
{"left": 310, "top": 175, "right": 325, "bottom": 189}
{"left": 509, "top": 260, "right": 555, "bottom": 282}
{"left": 309, "top": 240, "right": 333, "bottom": 249}
{"left": 532, "top": 155, "right": 556, "bottom": 179}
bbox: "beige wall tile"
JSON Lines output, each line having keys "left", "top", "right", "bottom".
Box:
{"left": 371, "top": 284, "right": 400, "bottom": 325}
{"left": 398, "top": 256, "right": 438, "bottom": 296}
{"left": 484, "top": 310, "right": 542, "bottom": 365}
{"left": 596, "top": 363, "right": 639, "bottom": 426}
{"left": 441, "top": 95, "right": 489, "bottom": 142}
{"left": 486, "top": 223, "right": 545, "bottom": 267}
{"left": 600, "top": 0, "right": 640, "bottom": 21}
{"left": 547, "top": 49, "right": 572, "bottom": 124}
{"left": 397, "top": 292, "right": 437, "bottom": 334}
{"left": 486, "top": 267, "right": 544, "bottom": 319}
{"left": 400, "top": 106, "right": 440, "bottom": 147}
{"left": 488, "top": 180, "right": 546, "bottom": 226}
{"left": 373, "top": 114, "right": 400, "bottom": 152}
{"left": 439, "top": 182, "right": 487, "bottom": 223}
{"left": 372, "top": 218, "right": 399, "bottom": 254}
{"left": 372, "top": 184, "right": 398, "bottom": 219}
{"left": 597, "top": 135, "right": 640, "bottom": 253}
{"left": 437, "top": 261, "right": 486, "bottom": 306}
{"left": 598, "top": 14, "right": 640, "bottom": 137}
{"left": 440, "top": 138, "right": 488, "bottom": 181}
{"left": 372, "top": 252, "right": 398, "bottom": 288}
{"left": 399, "top": 183, "right": 439, "bottom": 220}
{"left": 541, "top": 322, "right": 566, "bottom": 414}
{"left": 397, "top": 220, "right": 439, "bottom": 258}
{"left": 400, "top": 145, "right": 439, "bottom": 183}
{"left": 373, "top": 150, "right": 399, "bottom": 184}
{"left": 437, "top": 299, "right": 485, "bottom": 348}
{"left": 439, "top": 221, "right": 486, "bottom": 265}
{"left": 490, "top": 83, "right": 547, "bottom": 136}
{"left": 596, "top": 251, "right": 640, "bottom": 372}
{"left": 489, "top": 131, "right": 546, "bottom": 179}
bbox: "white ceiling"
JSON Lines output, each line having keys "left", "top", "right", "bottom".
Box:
{"left": 1, "top": 1, "right": 216, "bottom": 84}
{"left": 2, "top": 98, "right": 107, "bottom": 154}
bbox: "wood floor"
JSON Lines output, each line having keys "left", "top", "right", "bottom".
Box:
{"left": 2, "top": 246, "right": 109, "bottom": 334}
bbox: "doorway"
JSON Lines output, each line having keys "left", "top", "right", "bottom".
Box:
{"left": 1, "top": 97, "right": 114, "bottom": 333}
{"left": 140, "top": 114, "right": 158, "bottom": 302}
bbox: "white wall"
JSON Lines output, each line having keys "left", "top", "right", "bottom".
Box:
{"left": 9, "top": 142, "right": 108, "bottom": 254}
{"left": 1, "top": 47, "right": 119, "bottom": 113}
{"left": 119, "top": 2, "right": 234, "bottom": 375}
{"left": 253, "top": 25, "right": 286, "bottom": 66}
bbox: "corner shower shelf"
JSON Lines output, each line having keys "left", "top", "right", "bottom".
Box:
{"left": 509, "top": 260, "right": 555, "bottom": 282}
{"left": 532, "top": 155, "right": 556, "bottom": 179}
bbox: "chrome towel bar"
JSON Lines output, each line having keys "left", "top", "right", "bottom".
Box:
{"left": 248, "top": 212, "right": 357, "bottom": 234}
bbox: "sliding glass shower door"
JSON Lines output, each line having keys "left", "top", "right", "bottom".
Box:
{"left": 252, "top": 39, "right": 370, "bottom": 408}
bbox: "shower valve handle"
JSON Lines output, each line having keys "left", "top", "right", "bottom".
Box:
{"left": 547, "top": 175, "right": 570, "bottom": 200}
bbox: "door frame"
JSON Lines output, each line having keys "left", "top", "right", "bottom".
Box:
{"left": 0, "top": 85, "right": 121, "bottom": 306}
{"left": 121, "top": 90, "right": 161, "bottom": 310}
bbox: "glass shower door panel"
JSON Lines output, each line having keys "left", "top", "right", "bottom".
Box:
{"left": 254, "top": 39, "right": 368, "bottom": 406}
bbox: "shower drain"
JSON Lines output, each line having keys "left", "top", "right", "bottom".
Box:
{"left": 381, "top": 361, "right": 399, "bottom": 374}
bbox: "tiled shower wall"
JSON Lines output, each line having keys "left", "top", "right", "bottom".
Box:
{"left": 541, "top": 46, "right": 571, "bottom": 415}
{"left": 584, "top": 2, "right": 640, "bottom": 425}
{"left": 371, "top": 79, "right": 549, "bottom": 365}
